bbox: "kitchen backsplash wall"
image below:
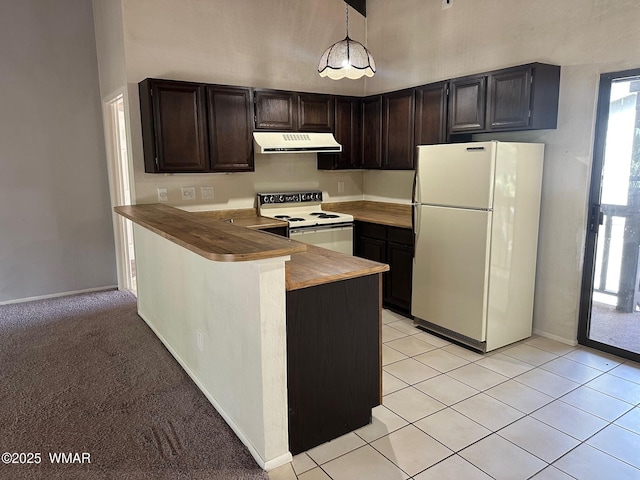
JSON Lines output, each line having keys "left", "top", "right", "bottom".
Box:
{"left": 363, "top": 170, "right": 414, "bottom": 204}
{"left": 134, "top": 153, "right": 365, "bottom": 209}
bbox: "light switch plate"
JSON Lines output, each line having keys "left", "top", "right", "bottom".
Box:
{"left": 157, "top": 187, "right": 168, "bottom": 202}
{"left": 338, "top": 181, "right": 345, "bottom": 193}
{"left": 201, "top": 186, "right": 214, "bottom": 200}
{"left": 181, "top": 187, "right": 196, "bottom": 201}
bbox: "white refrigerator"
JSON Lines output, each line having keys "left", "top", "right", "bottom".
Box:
{"left": 412, "top": 141, "right": 544, "bottom": 352}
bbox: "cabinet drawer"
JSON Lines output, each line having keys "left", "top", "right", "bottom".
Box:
{"left": 387, "top": 227, "right": 413, "bottom": 246}
{"left": 359, "top": 222, "right": 386, "bottom": 240}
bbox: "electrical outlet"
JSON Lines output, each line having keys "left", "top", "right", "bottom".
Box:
{"left": 201, "top": 186, "right": 214, "bottom": 200}
{"left": 181, "top": 187, "right": 196, "bottom": 201}
{"left": 157, "top": 187, "right": 168, "bottom": 202}
{"left": 196, "top": 329, "right": 204, "bottom": 352}
{"left": 338, "top": 181, "right": 345, "bottom": 193}
{"left": 442, "top": 0, "right": 453, "bottom": 9}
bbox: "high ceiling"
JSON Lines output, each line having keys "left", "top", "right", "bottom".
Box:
{"left": 345, "top": 0, "right": 366, "bottom": 17}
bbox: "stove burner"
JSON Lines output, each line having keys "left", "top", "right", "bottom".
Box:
{"left": 274, "top": 215, "right": 290, "bottom": 219}
{"left": 288, "top": 218, "right": 305, "bottom": 222}
{"left": 310, "top": 212, "right": 324, "bottom": 216}
{"left": 318, "top": 214, "right": 339, "bottom": 219}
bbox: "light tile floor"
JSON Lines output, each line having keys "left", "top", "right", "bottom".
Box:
{"left": 269, "top": 309, "right": 640, "bottom": 480}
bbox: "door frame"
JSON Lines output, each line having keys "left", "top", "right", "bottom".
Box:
{"left": 102, "top": 88, "right": 137, "bottom": 293}
{"left": 578, "top": 67, "right": 640, "bottom": 363}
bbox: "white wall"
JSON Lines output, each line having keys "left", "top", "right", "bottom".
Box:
{"left": 118, "top": 0, "right": 369, "bottom": 209}
{"left": 134, "top": 225, "right": 290, "bottom": 469}
{"left": 0, "top": 0, "right": 116, "bottom": 303}
{"left": 365, "top": 0, "right": 640, "bottom": 343}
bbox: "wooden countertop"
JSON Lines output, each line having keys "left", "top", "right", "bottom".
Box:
{"left": 286, "top": 244, "right": 389, "bottom": 291}
{"left": 323, "top": 201, "right": 412, "bottom": 229}
{"left": 115, "top": 204, "right": 305, "bottom": 262}
{"left": 189, "top": 208, "right": 289, "bottom": 229}
{"left": 115, "top": 204, "right": 388, "bottom": 290}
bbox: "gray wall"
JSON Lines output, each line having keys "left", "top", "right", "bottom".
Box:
{"left": 0, "top": 0, "right": 116, "bottom": 303}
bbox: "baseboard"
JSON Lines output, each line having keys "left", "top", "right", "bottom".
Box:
{"left": 0, "top": 285, "right": 119, "bottom": 305}
{"left": 137, "top": 309, "right": 292, "bottom": 472}
{"left": 532, "top": 328, "right": 578, "bottom": 346}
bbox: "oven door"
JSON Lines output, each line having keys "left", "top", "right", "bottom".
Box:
{"left": 289, "top": 224, "right": 353, "bottom": 255}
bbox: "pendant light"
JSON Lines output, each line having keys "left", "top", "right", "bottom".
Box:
{"left": 318, "top": 3, "right": 376, "bottom": 80}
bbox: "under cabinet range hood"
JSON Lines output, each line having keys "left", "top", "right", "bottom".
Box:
{"left": 253, "top": 132, "right": 342, "bottom": 154}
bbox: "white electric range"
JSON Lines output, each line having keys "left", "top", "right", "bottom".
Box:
{"left": 257, "top": 191, "right": 354, "bottom": 255}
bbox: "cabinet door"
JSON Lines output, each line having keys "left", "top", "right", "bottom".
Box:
{"left": 488, "top": 67, "right": 532, "bottom": 130}
{"left": 207, "top": 86, "right": 254, "bottom": 172}
{"left": 361, "top": 96, "right": 382, "bottom": 169}
{"left": 140, "top": 79, "right": 209, "bottom": 173}
{"left": 358, "top": 236, "right": 386, "bottom": 263}
{"left": 297, "top": 93, "right": 334, "bottom": 132}
{"left": 354, "top": 222, "right": 386, "bottom": 260}
{"left": 385, "top": 238, "right": 414, "bottom": 313}
{"left": 318, "top": 96, "right": 361, "bottom": 170}
{"left": 449, "top": 75, "right": 487, "bottom": 133}
{"left": 415, "top": 81, "right": 448, "bottom": 145}
{"left": 382, "top": 89, "right": 416, "bottom": 170}
{"left": 254, "top": 89, "right": 296, "bottom": 130}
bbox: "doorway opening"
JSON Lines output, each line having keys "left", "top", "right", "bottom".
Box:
{"left": 104, "top": 93, "right": 136, "bottom": 294}
{"left": 579, "top": 68, "right": 640, "bottom": 362}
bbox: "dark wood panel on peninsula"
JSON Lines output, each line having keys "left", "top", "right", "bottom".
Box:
{"left": 286, "top": 274, "right": 381, "bottom": 454}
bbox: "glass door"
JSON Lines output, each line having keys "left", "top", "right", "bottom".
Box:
{"left": 579, "top": 68, "right": 640, "bottom": 362}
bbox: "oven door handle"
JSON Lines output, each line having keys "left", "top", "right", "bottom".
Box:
{"left": 289, "top": 223, "right": 354, "bottom": 235}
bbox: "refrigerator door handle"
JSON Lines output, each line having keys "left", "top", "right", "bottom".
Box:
{"left": 412, "top": 170, "right": 420, "bottom": 205}
{"left": 413, "top": 204, "right": 421, "bottom": 239}
{"left": 466, "top": 146, "right": 486, "bottom": 151}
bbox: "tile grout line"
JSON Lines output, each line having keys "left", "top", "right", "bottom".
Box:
{"left": 282, "top": 322, "right": 640, "bottom": 480}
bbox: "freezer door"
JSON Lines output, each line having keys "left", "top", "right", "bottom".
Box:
{"left": 411, "top": 205, "right": 492, "bottom": 342}
{"left": 415, "top": 142, "right": 496, "bottom": 209}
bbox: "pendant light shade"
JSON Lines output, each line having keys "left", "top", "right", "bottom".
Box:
{"left": 318, "top": 4, "right": 376, "bottom": 80}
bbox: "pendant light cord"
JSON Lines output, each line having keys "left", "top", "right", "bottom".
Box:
{"left": 345, "top": 3, "right": 349, "bottom": 39}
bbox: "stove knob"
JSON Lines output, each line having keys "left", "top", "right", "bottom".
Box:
{"left": 268, "top": 195, "right": 275, "bottom": 204}
{"left": 278, "top": 195, "right": 285, "bottom": 203}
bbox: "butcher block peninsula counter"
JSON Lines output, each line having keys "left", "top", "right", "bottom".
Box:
{"left": 114, "top": 204, "right": 387, "bottom": 470}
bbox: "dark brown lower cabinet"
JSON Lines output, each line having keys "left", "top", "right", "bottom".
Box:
{"left": 385, "top": 232, "right": 414, "bottom": 313}
{"left": 354, "top": 221, "right": 414, "bottom": 316}
{"left": 286, "top": 274, "right": 381, "bottom": 455}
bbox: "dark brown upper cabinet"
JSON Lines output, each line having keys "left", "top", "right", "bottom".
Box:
{"left": 414, "top": 81, "right": 448, "bottom": 145}
{"left": 382, "top": 89, "right": 416, "bottom": 170}
{"left": 297, "top": 93, "right": 335, "bottom": 132}
{"left": 449, "top": 74, "right": 488, "bottom": 133}
{"left": 139, "top": 79, "right": 254, "bottom": 173}
{"left": 318, "top": 96, "right": 361, "bottom": 170}
{"left": 449, "top": 63, "right": 560, "bottom": 136}
{"left": 140, "top": 79, "right": 209, "bottom": 173}
{"left": 361, "top": 96, "right": 383, "bottom": 169}
{"left": 488, "top": 63, "right": 560, "bottom": 131}
{"left": 206, "top": 86, "right": 254, "bottom": 172}
{"left": 254, "top": 89, "right": 297, "bottom": 131}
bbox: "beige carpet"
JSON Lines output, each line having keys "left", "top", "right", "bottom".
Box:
{"left": 0, "top": 290, "right": 268, "bottom": 480}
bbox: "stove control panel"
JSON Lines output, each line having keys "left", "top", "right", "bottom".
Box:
{"left": 257, "top": 191, "right": 323, "bottom": 205}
